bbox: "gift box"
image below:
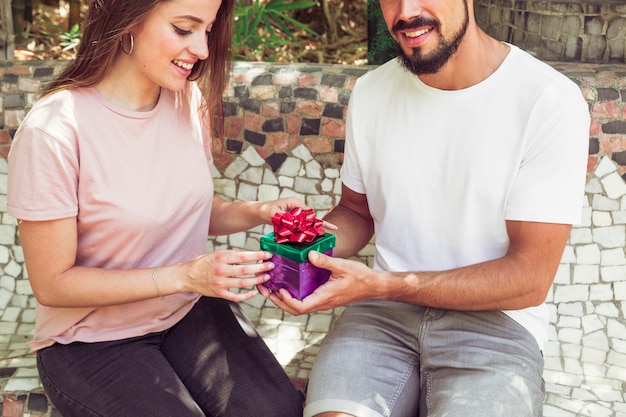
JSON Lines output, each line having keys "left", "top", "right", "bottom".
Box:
{"left": 260, "top": 232, "right": 336, "bottom": 300}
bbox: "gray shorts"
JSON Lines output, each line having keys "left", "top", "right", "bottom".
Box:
{"left": 304, "top": 300, "right": 544, "bottom": 417}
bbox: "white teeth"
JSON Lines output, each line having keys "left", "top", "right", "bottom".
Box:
{"left": 173, "top": 60, "right": 194, "bottom": 70}
{"left": 405, "top": 28, "right": 430, "bottom": 38}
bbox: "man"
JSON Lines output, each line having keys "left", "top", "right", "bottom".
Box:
{"left": 260, "top": 0, "right": 590, "bottom": 415}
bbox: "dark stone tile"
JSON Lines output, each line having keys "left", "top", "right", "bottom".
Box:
{"left": 612, "top": 150, "right": 626, "bottom": 166}
{"left": 589, "top": 138, "right": 599, "bottom": 155}
{"left": 280, "top": 101, "right": 296, "bottom": 113}
{"left": 294, "top": 87, "right": 318, "bottom": 100}
{"left": 300, "top": 118, "right": 321, "bottom": 136}
{"left": 234, "top": 85, "right": 250, "bottom": 99}
{"left": 262, "top": 118, "right": 285, "bottom": 132}
{"left": 28, "top": 392, "right": 49, "bottom": 412}
{"left": 321, "top": 74, "right": 346, "bottom": 88}
{"left": 223, "top": 101, "right": 238, "bottom": 117}
{"left": 334, "top": 139, "right": 345, "bottom": 153}
{"left": 342, "top": 68, "right": 370, "bottom": 77}
{"left": 239, "top": 98, "right": 261, "bottom": 113}
{"left": 252, "top": 74, "right": 273, "bottom": 86}
{"left": 226, "top": 139, "right": 243, "bottom": 154}
{"left": 266, "top": 152, "right": 288, "bottom": 172}
{"left": 338, "top": 91, "right": 351, "bottom": 105}
{"left": 279, "top": 86, "right": 292, "bottom": 98}
{"left": 0, "top": 367, "right": 17, "bottom": 378}
{"left": 596, "top": 88, "right": 619, "bottom": 101}
{"left": 34, "top": 67, "right": 55, "bottom": 78}
{"left": 2, "top": 73, "right": 18, "bottom": 83}
{"left": 602, "top": 120, "right": 626, "bottom": 134}
{"left": 244, "top": 129, "right": 266, "bottom": 146}
{"left": 323, "top": 103, "right": 344, "bottom": 119}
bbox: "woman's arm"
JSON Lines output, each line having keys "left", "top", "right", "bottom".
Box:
{"left": 19, "top": 217, "right": 274, "bottom": 308}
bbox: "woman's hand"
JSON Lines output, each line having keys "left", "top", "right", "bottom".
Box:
{"left": 259, "top": 197, "right": 338, "bottom": 231}
{"left": 182, "top": 249, "right": 274, "bottom": 302}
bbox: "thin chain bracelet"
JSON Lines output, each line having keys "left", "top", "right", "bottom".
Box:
{"left": 152, "top": 267, "right": 165, "bottom": 301}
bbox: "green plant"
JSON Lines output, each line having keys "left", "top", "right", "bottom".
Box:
{"left": 366, "top": 0, "right": 395, "bottom": 65}
{"left": 233, "top": 0, "right": 319, "bottom": 61}
{"left": 39, "top": 19, "right": 82, "bottom": 53}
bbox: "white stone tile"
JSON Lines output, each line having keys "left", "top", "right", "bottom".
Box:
{"left": 601, "top": 172, "right": 626, "bottom": 199}
{"left": 582, "top": 331, "right": 609, "bottom": 350}
{"left": 592, "top": 194, "right": 620, "bottom": 211}
{"left": 595, "top": 156, "right": 618, "bottom": 177}
{"left": 569, "top": 227, "right": 593, "bottom": 244}
{"left": 258, "top": 183, "right": 280, "bottom": 201}
{"left": 592, "top": 211, "right": 613, "bottom": 226}
{"left": 600, "top": 247, "right": 626, "bottom": 265}
{"left": 590, "top": 283, "right": 614, "bottom": 301}
{"left": 593, "top": 225, "right": 625, "bottom": 248}
{"left": 239, "top": 166, "right": 263, "bottom": 183}
{"left": 573, "top": 264, "right": 599, "bottom": 284}
{"left": 241, "top": 145, "right": 266, "bottom": 167}
{"left": 575, "top": 244, "right": 601, "bottom": 264}
{"left": 223, "top": 157, "right": 249, "bottom": 179}
{"left": 3, "top": 377, "right": 41, "bottom": 392}
{"left": 601, "top": 265, "right": 626, "bottom": 282}
{"left": 305, "top": 160, "right": 322, "bottom": 179}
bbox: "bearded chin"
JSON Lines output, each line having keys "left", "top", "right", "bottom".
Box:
{"left": 397, "top": 3, "right": 469, "bottom": 76}
{"left": 398, "top": 44, "right": 455, "bottom": 75}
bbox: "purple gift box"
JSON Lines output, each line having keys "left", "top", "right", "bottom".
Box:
{"left": 260, "top": 232, "right": 336, "bottom": 300}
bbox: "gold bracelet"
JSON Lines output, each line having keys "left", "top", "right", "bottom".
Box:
{"left": 152, "top": 267, "right": 165, "bottom": 301}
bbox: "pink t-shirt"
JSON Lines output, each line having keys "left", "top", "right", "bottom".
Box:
{"left": 7, "top": 85, "right": 214, "bottom": 350}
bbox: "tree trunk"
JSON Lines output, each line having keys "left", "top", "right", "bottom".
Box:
{"left": 0, "top": 0, "right": 15, "bottom": 59}
{"left": 69, "top": 0, "right": 80, "bottom": 29}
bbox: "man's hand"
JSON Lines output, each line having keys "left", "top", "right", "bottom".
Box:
{"left": 258, "top": 250, "right": 380, "bottom": 315}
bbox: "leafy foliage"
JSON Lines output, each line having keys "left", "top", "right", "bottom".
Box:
{"left": 233, "top": 0, "right": 319, "bottom": 61}
{"left": 366, "top": 0, "right": 396, "bottom": 65}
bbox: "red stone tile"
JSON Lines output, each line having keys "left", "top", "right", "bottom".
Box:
{"left": 303, "top": 137, "right": 333, "bottom": 153}
{"left": 213, "top": 151, "right": 234, "bottom": 173}
{"left": 599, "top": 134, "right": 624, "bottom": 153}
{"left": 318, "top": 86, "right": 339, "bottom": 103}
{"left": 589, "top": 119, "right": 602, "bottom": 136}
{"left": 261, "top": 102, "right": 280, "bottom": 118}
{"left": 320, "top": 119, "right": 345, "bottom": 138}
{"left": 296, "top": 75, "right": 320, "bottom": 86}
{"left": 284, "top": 114, "right": 301, "bottom": 134}
{"left": 1, "top": 395, "right": 25, "bottom": 417}
{"left": 225, "top": 117, "right": 244, "bottom": 139}
{"left": 8, "top": 65, "right": 33, "bottom": 75}
{"left": 296, "top": 101, "right": 322, "bottom": 117}
{"left": 244, "top": 112, "right": 265, "bottom": 131}
{"left": 587, "top": 156, "right": 598, "bottom": 173}
{"left": 266, "top": 132, "right": 290, "bottom": 153}
{"left": 592, "top": 102, "right": 620, "bottom": 119}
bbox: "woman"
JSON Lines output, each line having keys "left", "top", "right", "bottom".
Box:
{"left": 7, "top": 0, "right": 305, "bottom": 416}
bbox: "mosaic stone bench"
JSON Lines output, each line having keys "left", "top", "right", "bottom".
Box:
{"left": 0, "top": 59, "right": 624, "bottom": 417}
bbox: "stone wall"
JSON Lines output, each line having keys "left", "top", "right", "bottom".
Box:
{"left": 475, "top": 0, "right": 626, "bottom": 64}
{"left": 0, "top": 59, "right": 625, "bottom": 416}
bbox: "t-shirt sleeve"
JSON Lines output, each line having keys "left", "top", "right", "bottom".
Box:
{"left": 505, "top": 82, "right": 590, "bottom": 225}
{"left": 340, "top": 83, "right": 366, "bottom": 195}
{"left": 7, "top": 124, "right": 79, "bottom": 221}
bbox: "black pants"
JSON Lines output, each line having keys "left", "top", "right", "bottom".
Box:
{"left": 37, "top": 297, "right": 304, "bottom": 417}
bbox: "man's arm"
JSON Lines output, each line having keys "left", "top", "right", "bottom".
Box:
{"left": 323, "top": 185, "right": 375, "bottom": 259}
{"left": 266, "top": 197, "right": 571, "bottom": 314}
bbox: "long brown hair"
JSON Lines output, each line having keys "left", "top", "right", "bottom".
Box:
{"left": 43, "top": 0, "right": 234, "bottom": 138}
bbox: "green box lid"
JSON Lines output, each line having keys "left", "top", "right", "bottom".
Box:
{"left": 260, "top": 232, "right": 336, "bottom": 263}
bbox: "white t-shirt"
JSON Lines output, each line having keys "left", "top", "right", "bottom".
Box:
{"left": 8, "top": 84, "right": 214, "bottom": 350}
{"left": 341, "top": 44, "right": 590, "bottom": 349}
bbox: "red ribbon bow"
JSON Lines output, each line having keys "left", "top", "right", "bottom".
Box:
{"left": 271, "top": 207, "right": 324, "bottom": 244}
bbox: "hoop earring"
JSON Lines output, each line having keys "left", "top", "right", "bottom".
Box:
{"left": 120, "top": 32, "right": 134, "bottom": 55}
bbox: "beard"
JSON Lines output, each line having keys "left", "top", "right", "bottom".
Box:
{"left": 396, "top": 2, "right": 469, "bottom": 75}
